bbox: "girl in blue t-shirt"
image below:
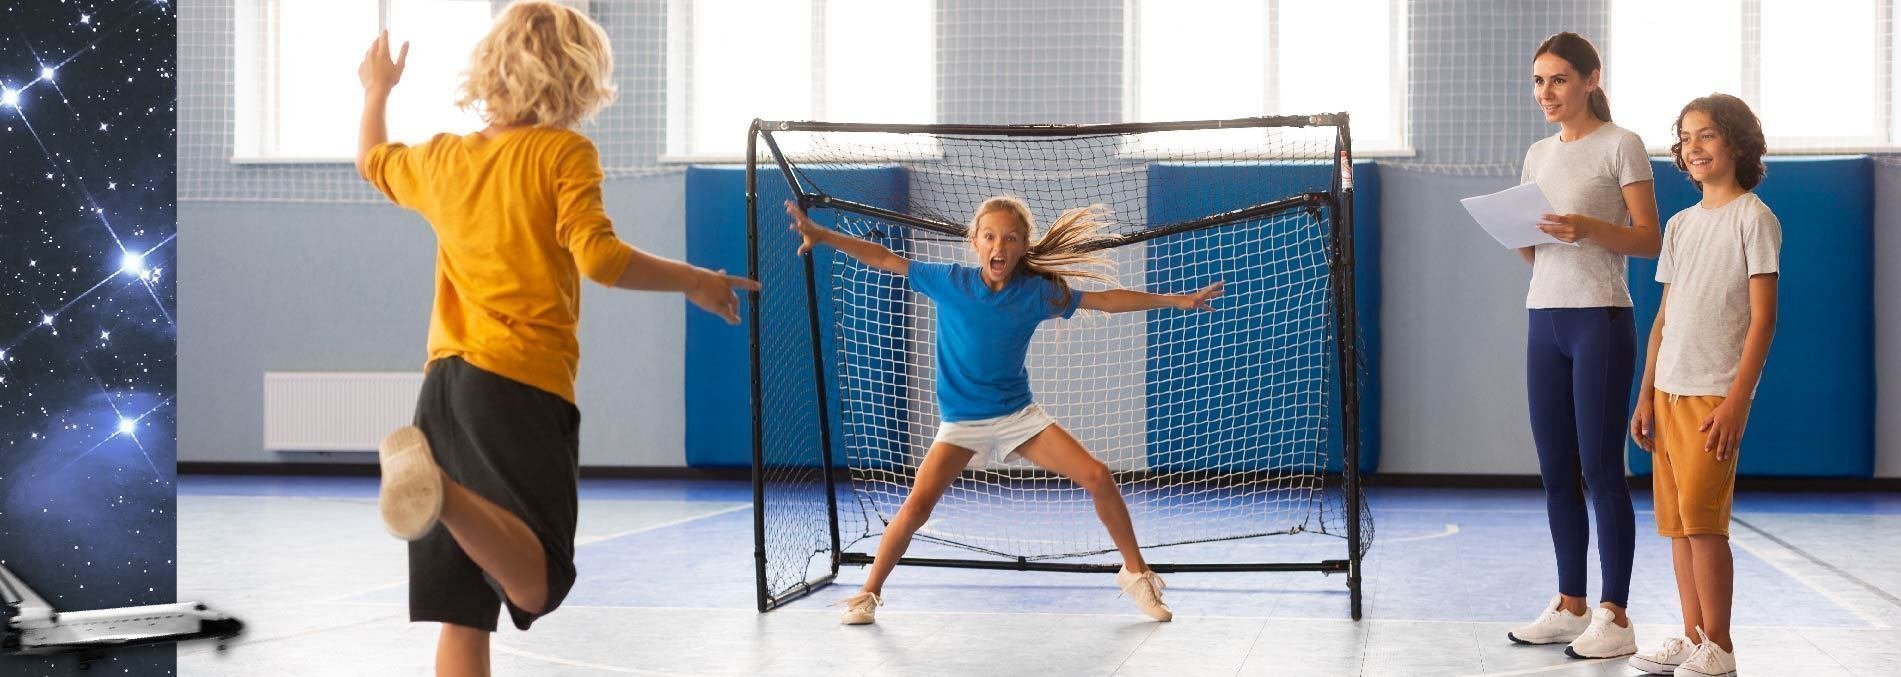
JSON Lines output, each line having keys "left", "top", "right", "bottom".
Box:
{"left": 787, "top": 196, "right": 1223, "bottom": 626}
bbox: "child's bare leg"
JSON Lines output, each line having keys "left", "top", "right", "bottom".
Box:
{"left": 439, "top": 477, "right": 549, "bottom": 615}
{"left": 435, "top": 623, "right": 491, "bottom": 677}
{"left": 1689, "top": 534, "right": 1733, "bottom": 651}
{"left": 1671, "top": 536, "right": 1703, "bottom": 640}
{"left": 861, "top": 443, "right": 975, "bottom": 594}
{"left": 1015, "top": 425, "right": 1149, "bottom": 572}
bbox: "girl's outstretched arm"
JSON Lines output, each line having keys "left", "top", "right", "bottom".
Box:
{"left": 355, "top": 31, "right": 409, "bottom": 179}
{"left": 1079, "top": 281, "right": 1224, "bottom": 313}
{"left": 786, "top": 201, "right": 909, "bottom": 275}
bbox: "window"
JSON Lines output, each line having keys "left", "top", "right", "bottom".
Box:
{"left": 1612, "top": 0, "right": 1888, "bottom": 152}
{"left": 234, "top": 0, "right": 494, "bottom": 162}
{"left": 1125, "top": 0, "right": 1409, "bottom": 155}
{"left": 667, "top": 0, "right": 935, "bottom": 160}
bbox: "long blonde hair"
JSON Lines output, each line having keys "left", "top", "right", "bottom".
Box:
{"left": 456, "top": 0, "right": 617, "bottom": 130}
{"left": 970, "top": 196, "right": 1117, "bottom": 309}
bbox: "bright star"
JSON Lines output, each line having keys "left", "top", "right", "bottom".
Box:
{"left": 42, "top": 315, "right": 54, "bottom": 326}
{"left": 121, "top": 252, "right": 145, "bottom": 275}
{"left": 117, "top": 418, "right": 135, "bottom": 435}
{"left": 41, "top": 67, "right": 54, "bottom": 81}
{"left": 1, "top": 89, "right": 18, "bottom": 108}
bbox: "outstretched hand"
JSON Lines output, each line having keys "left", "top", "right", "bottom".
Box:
{"left": 359, "top": 30, "right": 409, "bottom": 94}
{"left": 688, "top": 268, "right": 762, "bottom": 325}
{"left": 1177, "top": 281, "right": 1225, "bottom": 311}
{"left": 785, "top": 200, "right": 825, "bottom": 255}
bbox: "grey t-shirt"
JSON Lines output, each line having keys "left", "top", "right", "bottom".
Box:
{"left": 1656, "top": 192, "right": 1782, "bottom": 397}
{"left": 1519, "top": 122, "right": 1654, "bottom": 308}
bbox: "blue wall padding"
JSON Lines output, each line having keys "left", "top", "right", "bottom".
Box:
{"left": 1144, "top": 161, "right": 1381, "bottom": 475}
{"left": 684, "top": 165, "right": 909, "bottom": 468}
{"left": 1627, "top": 157, "right": 1873, "bottom": 478}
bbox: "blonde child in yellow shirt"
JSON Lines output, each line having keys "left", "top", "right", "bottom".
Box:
{"left": 353, "top": 2, "right": 756, "bottom": 674}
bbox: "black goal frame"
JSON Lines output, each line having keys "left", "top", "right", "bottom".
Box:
{"left": 747, "top": 115, "right": 1365, "bottom": 619}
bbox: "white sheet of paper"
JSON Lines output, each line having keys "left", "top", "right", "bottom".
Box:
{"left": 1459, "top": 183, "right": 1577, "bottom": 249}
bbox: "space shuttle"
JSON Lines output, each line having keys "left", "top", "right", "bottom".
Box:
{"left": 1, "top": 563, "right": 242, "bottom": 667}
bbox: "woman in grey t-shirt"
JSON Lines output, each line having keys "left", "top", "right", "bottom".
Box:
{"left": 1505, "top": 32, "right": 1660, "bottom": 661}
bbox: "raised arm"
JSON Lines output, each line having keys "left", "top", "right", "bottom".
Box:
{"left": 1079, "top": 281, "right": 1224, "bottom": 314}
{"left": 355, "top": 31, "right": 408, "bottom": 179}
{"left": 786, "top": 201, "right": 909, "bottom": 275}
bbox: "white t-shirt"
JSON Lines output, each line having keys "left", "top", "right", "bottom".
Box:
{"left": 1519, "top": 122, "right": 1654, "bottom": 309}
{"left": 1655, "top": 192, "right": 1782, "bottom": 397}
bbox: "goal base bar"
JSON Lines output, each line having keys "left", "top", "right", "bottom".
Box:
{"left": 839, "top": 552, "right": 1349, "bottom": 574}
{"left": 758, "top": 571, "right": 839, "bottom": 612}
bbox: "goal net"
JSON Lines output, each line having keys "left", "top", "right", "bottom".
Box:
{"left": 747, "top": 115, "right": 1370, "bottom": 617}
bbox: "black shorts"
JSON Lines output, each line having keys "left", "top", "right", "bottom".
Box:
{"left": 408, "top": 356, "right": 580, "bottom": 632}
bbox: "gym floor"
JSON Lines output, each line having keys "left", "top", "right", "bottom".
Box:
{"left": 176, "top": 476, "right": 1901, "bottom": 676}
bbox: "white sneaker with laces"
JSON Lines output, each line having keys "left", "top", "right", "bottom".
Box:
{"left": 378, "top": 426, "right": 444, "bottom": 541}
{"left": 835, "top": 590, "right": 881, "bottom": 625}
{"left": 1674, "top": 627, "right": 1737, "bottom": 677}
{"left": 1565, "top": 607, "right": 1637, "bottom": 658}
{"left": 1115, "top": 566, "right": 1172, "bottom": 622}
{"left": 1630, "top": 634, "right": 1696, "bottom": 675}
{"left": 1507, "top": 595, "right": 1590, "bottom": 645}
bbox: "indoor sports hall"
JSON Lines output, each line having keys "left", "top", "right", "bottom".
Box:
{"left": 170, "top": 1, "right": 1898, "bottom": 675}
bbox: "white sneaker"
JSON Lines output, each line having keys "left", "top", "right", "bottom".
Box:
{"left": 1564, "top": 607, "right": 1637, "bottom": 658}
{"left": 378, "top": 426, "right": 444, "bottom": 541}
{"left": 835, "top": 590, "right": 881, "bottom": 625}
{"left": 1674, "top": 627, "right": 1737, "bottom": 677}
{"left": 1115, "top": 566, "right": 1173, "bottom": 622}
{"left": 1630, "top": 634, "right": 1696, "bottom": 675}
{"left": 1507, "top": 595, "right": 1590, "bottom": 645}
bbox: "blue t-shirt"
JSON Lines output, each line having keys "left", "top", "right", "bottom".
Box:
{"left": 907, "top": 261, "right": 1084, "bottom": 422}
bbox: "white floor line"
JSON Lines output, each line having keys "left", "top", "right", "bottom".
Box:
{"left": 1730, "top": 533, "right": 1892, "bottom": 629}
{"left": 315, "top": 503, "right": 748, "bottom": 604}
{"left": 491, "top": 641, "right": 701, "bottom": 676}
{"left": 1383, "top": 523, "right": 1459, "bottom": 543}
{"left": 575, "top": 504, "right": 748, "bottom": 547}
{"left": 1459, "top": 657, "right": 1621, "bottom": 676}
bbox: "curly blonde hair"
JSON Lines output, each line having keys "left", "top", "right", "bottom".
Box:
{"left": 970, "top": 196, "right": 1118, "bottom": 310}
{"left": 456, "top": 0, "right": 616, "bottom": 130}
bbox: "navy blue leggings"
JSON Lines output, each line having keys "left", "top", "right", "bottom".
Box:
{"left": 1527, "top": 307, "right": 1636, "bottom": 608}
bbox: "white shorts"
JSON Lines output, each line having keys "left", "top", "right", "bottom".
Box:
{"left": 932, "top": 404, "right": 1058, "bottom": 469}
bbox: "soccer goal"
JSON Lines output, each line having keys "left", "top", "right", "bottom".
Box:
{"left": 746, "top": 115, "right": 1371, "bottom": 619}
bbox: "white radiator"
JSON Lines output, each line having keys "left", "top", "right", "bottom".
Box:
{"left": 263, "top": 372, "right": 424, "bottom": 452}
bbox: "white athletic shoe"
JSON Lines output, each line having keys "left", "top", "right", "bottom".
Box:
{"left": 1674, "top": 628, "right": 1737, "bottom": 677}
{"left": 1565, "top": 607, "right": 1637, "bottom": 658}
{"left": 1630, "top": 634, "right": 1697, "bottom": 675}
{"left": 835, "top": 590, "right": 881, "bottom": 625}
{"left": 1507, "top": 595, "right": 1590, "bottom": 645}
{"left": 1115, "top": 566, "right": 1173, "bottom": 622}
{"left": 377, "top": 426, "right": 444, "bottom": 541}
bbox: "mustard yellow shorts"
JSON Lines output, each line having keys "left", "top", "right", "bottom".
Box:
{"left": 1650, "top": 390, "right": 1739, "bottom": 538}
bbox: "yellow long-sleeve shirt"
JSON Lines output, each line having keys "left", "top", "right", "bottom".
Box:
{"left": 364, "top": 127, "right": 633, "bottom": 404}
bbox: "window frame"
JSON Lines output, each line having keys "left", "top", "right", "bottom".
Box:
{"left": 1120, "top": 0, "right": 1413, "bottom": 159}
